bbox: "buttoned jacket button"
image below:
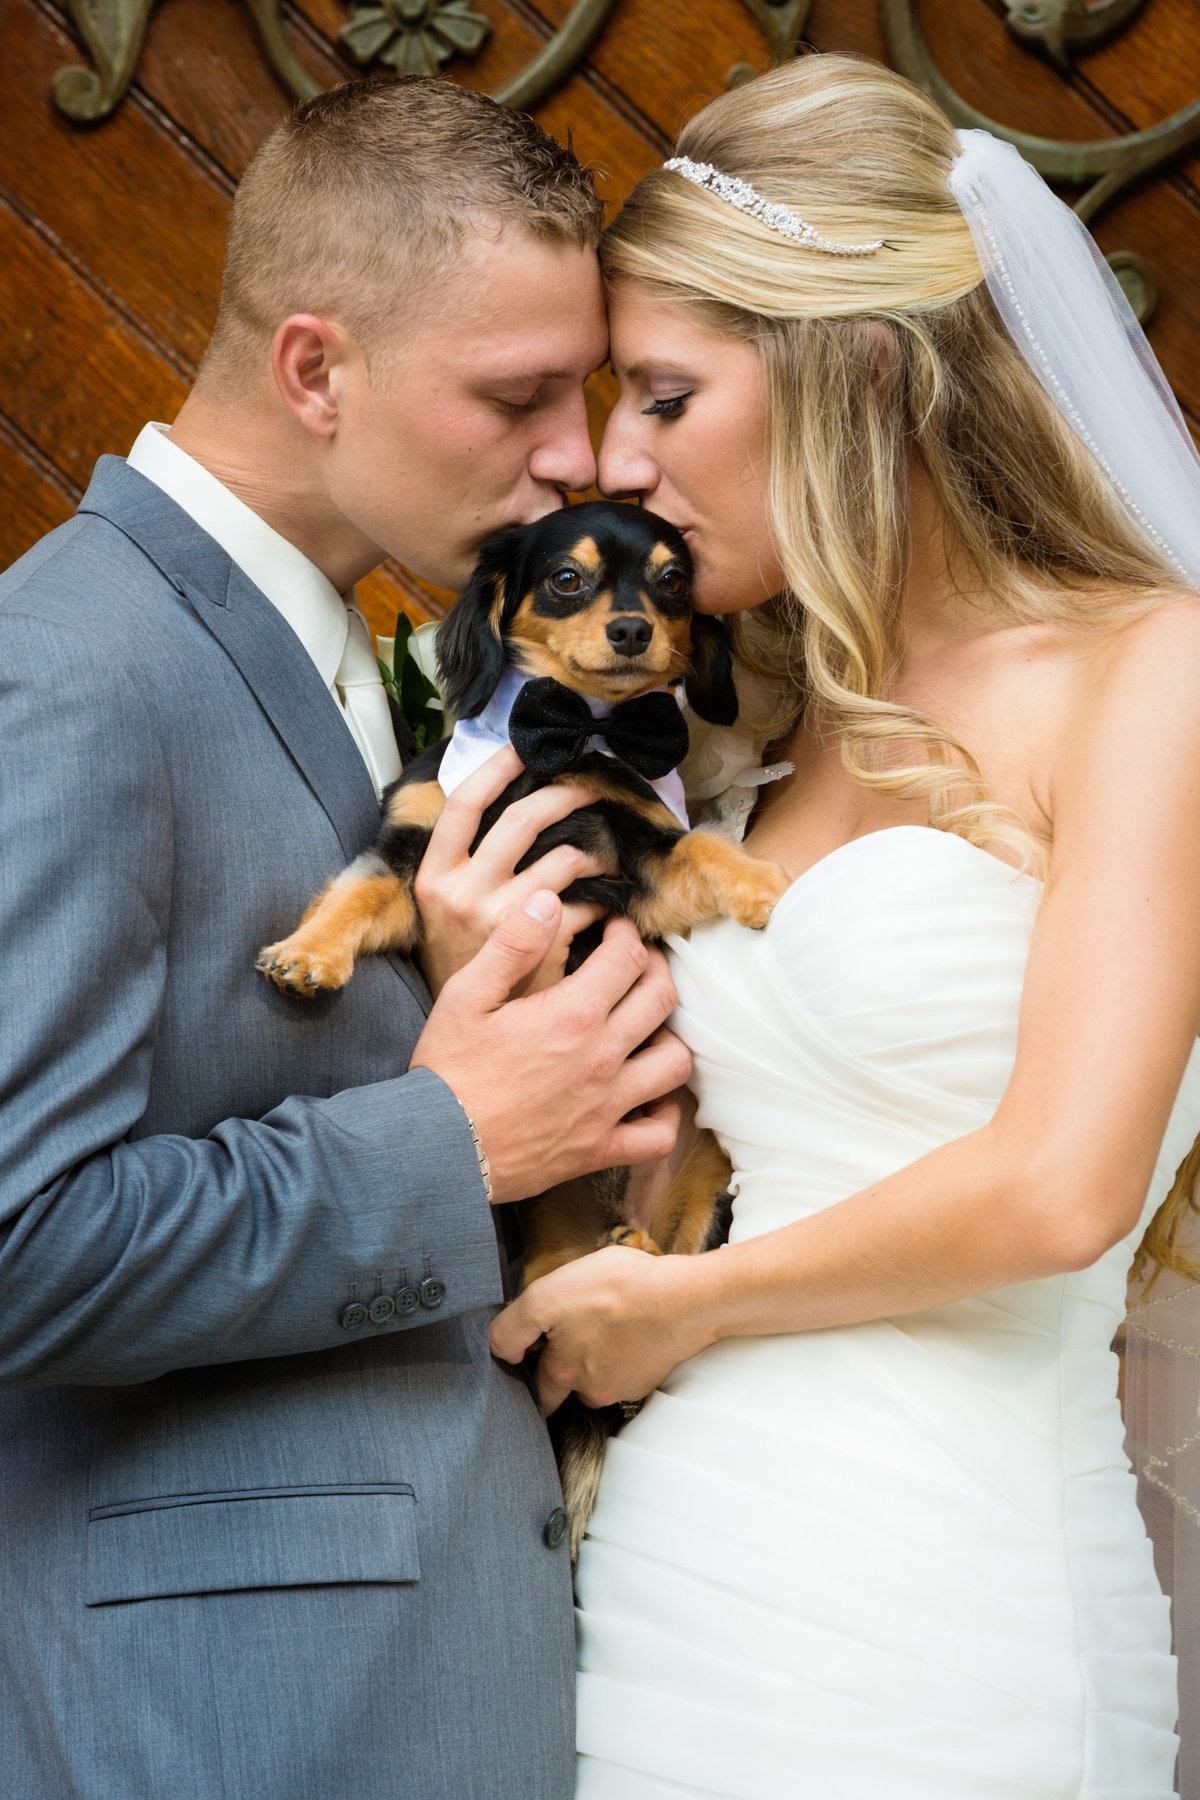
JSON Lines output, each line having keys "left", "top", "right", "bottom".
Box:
{"left": 418, "top": 1277, "right": 446, "bottom": 1310}
{"left": 368, "top": 1294, "right": 395, "bottom": 1324}
{"left": 543, "top": 1506, "right": 569, "bottom": 1549}
{"left": 340, "top": 1302, "right": 368, "bottom": 1330}
{"left": 394, "top": 1286, "right": 420, "bottom": 1316}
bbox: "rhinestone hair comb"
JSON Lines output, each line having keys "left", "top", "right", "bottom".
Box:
{"left": 662, "top": 156, "right": 888, "bottom": 258}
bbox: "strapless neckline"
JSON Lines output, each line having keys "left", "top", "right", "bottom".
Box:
{"left": 763, "top": 823, "right": 1039, "bottom": 937}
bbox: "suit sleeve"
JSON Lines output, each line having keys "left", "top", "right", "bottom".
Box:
{"left": 0, "top": 609, "right": 503, "bottom": 1386}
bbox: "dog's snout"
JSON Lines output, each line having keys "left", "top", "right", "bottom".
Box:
{"left": 605, "top": 616, "right": 654, "bottom": 658}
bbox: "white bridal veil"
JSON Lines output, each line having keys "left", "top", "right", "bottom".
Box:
{"left": 949, "top": 127, "right": 1200, "bottom": 1793}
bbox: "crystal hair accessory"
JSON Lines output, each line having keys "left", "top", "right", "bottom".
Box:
{"left": 662, "top": 157, "right": 888, "bottom": 257}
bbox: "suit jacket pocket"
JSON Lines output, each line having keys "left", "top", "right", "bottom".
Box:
{"left": 86, "top": 1483, "right": 418, "bottom": 1605}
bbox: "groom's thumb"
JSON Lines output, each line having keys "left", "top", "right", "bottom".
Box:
{"left": 455, "top": 891, "right": 561, "bottom": 1013}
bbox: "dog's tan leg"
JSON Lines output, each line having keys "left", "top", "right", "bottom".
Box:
{"left": 629, "top": 831, "right": 789, "bottom": 937}
{"left": 257, "top": 855, "right": 417, "bottom": 995}
{"left": 257, "top": 781, "right": 445, "bottom": 996}
{"left": 521, "top": 1179, "right": 613, "bottom": 1286}
{"left": 648, "top": 1129, "right": 733, "bottom": 1256}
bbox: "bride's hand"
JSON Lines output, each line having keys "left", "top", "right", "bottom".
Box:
{"left": 488, "top": 1245, "right": 718, "bottom": 1416}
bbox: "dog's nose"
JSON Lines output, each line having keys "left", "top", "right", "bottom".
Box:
{"left": 605, "top": 616, "right": 653, "bottom": 658}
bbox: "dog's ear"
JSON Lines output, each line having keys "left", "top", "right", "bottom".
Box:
{"left": 436, "top": 532, "right": 520, "bottom": 718}
{"left": 685, "top": 615, "right": 739, "bottom": 727}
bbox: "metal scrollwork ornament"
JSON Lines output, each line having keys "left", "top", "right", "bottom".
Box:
{"left": 1003, "top": 0, "right": 1145, "bottom": 76}
{"left": 52, "top": 0, "right": 624, "bottom": 125}
{"left": 881, "top": 0, "right": 1200, "bottom": 322}
{"left": 52, "top": 0, "right": 815, "bottom": 130}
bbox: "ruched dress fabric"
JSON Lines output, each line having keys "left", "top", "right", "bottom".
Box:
{"left": 575, "top": 826, "right": 1200, "bottom": 1800}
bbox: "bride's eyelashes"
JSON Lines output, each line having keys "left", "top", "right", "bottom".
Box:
{"left": 641, "top": 393, "right": 693, "bottom": 420}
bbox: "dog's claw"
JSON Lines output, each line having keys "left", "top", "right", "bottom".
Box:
{"left": 256, "top": 935, "right": 351, "bottom": 997}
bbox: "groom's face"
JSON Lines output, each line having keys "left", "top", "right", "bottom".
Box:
{"left": 326, "top": 226, "right": 608, "bottom": 590}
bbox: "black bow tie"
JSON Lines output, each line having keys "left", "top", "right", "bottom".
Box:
{"left": 507, "top": 677, "right": 689, "bottom": 782}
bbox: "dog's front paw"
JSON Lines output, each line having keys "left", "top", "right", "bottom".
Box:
{"left": 601, "top": 1225, "right": 664, "bottom": 1255}
{"left": 727, "top": 860, "right": 791, "bottom": 931}
{"left": 256, "top": 935, "right": 353, "bottom": 997}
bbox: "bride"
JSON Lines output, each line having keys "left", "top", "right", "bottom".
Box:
{"left": 488, "top": 52, "right": 1200, "bottom": 1799}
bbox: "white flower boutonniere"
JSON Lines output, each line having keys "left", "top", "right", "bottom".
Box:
{"left": 376, "top": 615, "right": 447, "bottom": 754}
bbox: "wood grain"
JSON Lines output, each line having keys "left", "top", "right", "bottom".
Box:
{"left": 0, "top": 192, "right": 188, "bottom": 491}
{"left": 1, "top": 0, "right": 230, "bottom": 367}
{"left": 0, "top": 420, "right": 77, "bottom": 572}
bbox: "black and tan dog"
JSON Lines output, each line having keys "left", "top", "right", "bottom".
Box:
{"left": 258, "top": 502, "right": 786, "bottom": 1540}
{"left": 258, "top": 500, "right": 786, "bottom": 1256}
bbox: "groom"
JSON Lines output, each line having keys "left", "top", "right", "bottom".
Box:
{"left": 0, "top": 77, "right": 688, "bottom": 1799}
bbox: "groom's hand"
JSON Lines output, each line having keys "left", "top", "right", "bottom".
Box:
{"left": 414, "top": 744, "right": 611, "bottom": 998}
{"left": 411, "top": 895, "right": 690, "bottom": 1204}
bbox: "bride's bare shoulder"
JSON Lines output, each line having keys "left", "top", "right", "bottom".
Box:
{"left": 1081, "top": 589, "right": 1200, "bottom": 696}
{"left": 1053, "top": 589, "right": 1200, "bottom": 797}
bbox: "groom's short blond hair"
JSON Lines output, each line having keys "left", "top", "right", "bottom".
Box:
{"left": 202, "top": 75, "right": 603, "bottom": 385}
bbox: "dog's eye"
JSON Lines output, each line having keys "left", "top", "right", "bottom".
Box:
{"left": 549, "top": 567, "right": 584, "bottom": 596}
{"left": 655, "top": 566, "right": 688, "bottom": 599}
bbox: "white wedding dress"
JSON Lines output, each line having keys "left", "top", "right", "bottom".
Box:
{"left": 575, "top": 825, "right": 1200, "bottom": 1799}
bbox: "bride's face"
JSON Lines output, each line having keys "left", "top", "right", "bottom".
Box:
{"left": 599, "top": 281, "right": 784, "bottom": 615}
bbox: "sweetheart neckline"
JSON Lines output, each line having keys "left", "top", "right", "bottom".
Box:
{"left": 762, "top": 824, "right": 1040, "bottom": 935}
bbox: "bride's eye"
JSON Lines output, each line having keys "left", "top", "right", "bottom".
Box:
{"left": 642, "top": 393, "right": 693, "bottom": 420}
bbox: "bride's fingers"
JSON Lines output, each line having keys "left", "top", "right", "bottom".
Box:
{"left": 488, "top": 1293, "right": 544, "bottom": 1365}
{"left": 533, "top": 1354, "right": 574, "bottom": 1417}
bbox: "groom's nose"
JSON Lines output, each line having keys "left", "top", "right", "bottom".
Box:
{"left": 527, "top": 390, "right": 597, "bottom": 495}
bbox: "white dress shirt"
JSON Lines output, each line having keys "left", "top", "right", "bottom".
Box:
{"left": 127, "top": 423, "right": 402, "bottom": 797}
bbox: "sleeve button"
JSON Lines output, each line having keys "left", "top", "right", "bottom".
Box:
{"left": 367, "top": 1294, "right": 396, "bottom": 1324}
{"left": 394, "top": 1286, "right": 420, "bottom": 1315}
{"left": 418, "top": 1277, "right": 446, "bottom": 1310}
{"left": 543, "top": 1506, "right": 569, "bottom": 1549}
{"left": 340, "top": 1302, "right": 368, "bottom": 1330}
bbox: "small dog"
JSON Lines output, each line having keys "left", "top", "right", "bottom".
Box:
{"left": 258, "top": 502, "right": 786, "bottom": 1547}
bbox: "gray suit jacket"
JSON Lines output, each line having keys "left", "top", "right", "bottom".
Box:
{"left": 0, "top": 458, "right": 574, "bottom": 1799}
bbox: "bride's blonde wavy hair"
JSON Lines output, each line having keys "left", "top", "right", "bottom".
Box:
{"left": 601, "top": 53, "right": 1197, "bottom": 1278}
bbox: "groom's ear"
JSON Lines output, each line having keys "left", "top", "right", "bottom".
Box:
{"left": 685, "top": 615, "right": 739, "bottom": 727}
{"left": 271, "top": 314, "right": 347, "bottom": 439}
{"left": 436, "top": 528, "right": 524, "bottom": 719}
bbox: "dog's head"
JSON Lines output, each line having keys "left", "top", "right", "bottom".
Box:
{"left": 436, "top": 502, "right": 738, "bottom": 728}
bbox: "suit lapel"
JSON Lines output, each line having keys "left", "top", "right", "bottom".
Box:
{"left": 78, "top": 457, "right": 429, "bottom": 1011}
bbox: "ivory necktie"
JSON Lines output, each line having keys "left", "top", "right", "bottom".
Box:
{"left": 335, "top": 607, "right": 403, "bottom": 798}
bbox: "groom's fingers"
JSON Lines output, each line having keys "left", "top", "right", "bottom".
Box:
{"left": 441, "top": 890, "right": 563, "bottom": 1014}
{"left": 419, "top": 745, "right": 523, "bottom": 873}
{"left": 468, "top": 780, "right": 603, "bottom": 886}
{"left": 604, "top": 1092, "right": 683, "bottom": 1170}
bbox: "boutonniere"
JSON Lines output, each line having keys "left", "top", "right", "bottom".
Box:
{"left": 376, "top": 614, "right": 446, "bottom": 753}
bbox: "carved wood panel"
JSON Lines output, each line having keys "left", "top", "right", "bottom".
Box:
{"left": 3, "top": 0, "right": 1198, "bottom": 634}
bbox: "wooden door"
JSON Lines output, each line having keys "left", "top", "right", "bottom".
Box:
{"left": 3, "top": 0, "right": 1199, "bottom": 638}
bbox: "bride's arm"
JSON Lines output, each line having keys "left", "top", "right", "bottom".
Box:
{"left": 491, "top": 599, "right": 1200, "bottom": 1414}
